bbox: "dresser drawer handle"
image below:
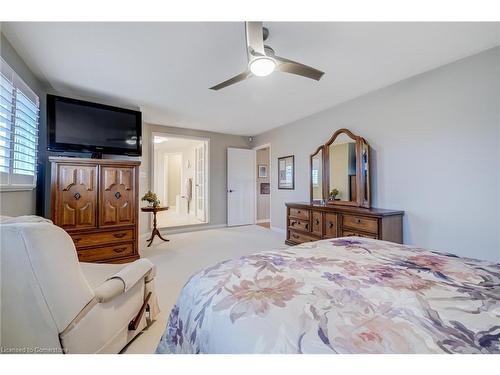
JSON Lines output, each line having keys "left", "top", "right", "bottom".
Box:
{"left": 74, "top": 192, "right": 81, "bottom": 200}
{"left": 291, "top": 221, "right": 296, "bottom": 226}
{"left": 113, "top": 232, "right": 127, "bottom": 238}
{"left": 297, "top": 210, "right": 301, "bottom": 214}
{"left": 305, "top": 223, "right": 309, "bottom": 229}
{"left": 113, "top": 247, "right": 127, "bottom": 253}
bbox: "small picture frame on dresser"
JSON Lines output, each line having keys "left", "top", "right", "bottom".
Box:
{"left": 278, "top": 155, "right": 294, "bottom": 190}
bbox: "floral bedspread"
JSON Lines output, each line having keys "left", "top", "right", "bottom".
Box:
{"left": 156, "top": 238, "right": 500, "bottom": 354}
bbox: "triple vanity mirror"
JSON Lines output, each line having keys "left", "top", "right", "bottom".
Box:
{"left": 310, "top": 128, "right": 371, "bottom": 208}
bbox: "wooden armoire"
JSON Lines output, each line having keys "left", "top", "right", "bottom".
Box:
{"left": 50, "top": 157, "right": 140, "bottom": 263}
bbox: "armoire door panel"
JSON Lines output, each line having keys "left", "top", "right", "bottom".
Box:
{"left": 62, "top": 203, "right": 76, "bottom": 226}
{"left": 99, "top": 166, "right": 136, "bottom": 227}
{"left": 103, "top": 201, "right": 117, "bottom": 224}
{"left": 56, "top": 165, "right": 97, "bottom": 230}
{"left": 103, "top": 168, "right": 117, "bottom": 191}
{"left": 78, "top": 202, "right": 94, "bottom": 226}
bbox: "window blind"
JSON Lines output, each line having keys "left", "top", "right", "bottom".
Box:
{"left": 0, "top": 57, "right": 39, "bottom": 189}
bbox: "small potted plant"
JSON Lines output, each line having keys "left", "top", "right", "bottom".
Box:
{"left": 329, "top": 188, "right": 339, "bottom": 201}
{"left": 141, "top": 190, "right": 160, "bottom": 208}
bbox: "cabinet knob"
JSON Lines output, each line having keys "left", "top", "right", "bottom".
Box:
{"left": 74, "top": 192, "right": 81, "bottom": 200}
{"left": 329, "top": 222, "right": 334, "bottom": 229}
{"left": 315, "top": 219, "right": 320, "bottom": 225}
{"left": 114, "top": 192, "right": 122, "bottom": 199}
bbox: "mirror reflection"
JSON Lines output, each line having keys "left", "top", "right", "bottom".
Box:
{"left": 361, "top": 141, "right": 369, "bottom": 204}
{"left": 328, "top": 134, "right": 357, "bottom": 202}
{"left": 311, "top": 148, "right": 323, "bottom": 201}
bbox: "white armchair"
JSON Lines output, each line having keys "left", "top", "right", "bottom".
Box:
{"left": 0, "top": 216, "right": 160, "bottom": 354}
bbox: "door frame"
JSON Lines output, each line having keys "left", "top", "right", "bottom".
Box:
{"left": 253, "top": 143, "right": 271, "bottom": 226}
{"left": 150, "top": 132, "right": 210, "bottom": 225}
{"left": 194, "top": 142, "right": 206, "bottom": 222}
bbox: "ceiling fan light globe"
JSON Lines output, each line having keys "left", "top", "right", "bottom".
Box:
{"left": 249, "top": 57, "right": 276, "bottom": 77}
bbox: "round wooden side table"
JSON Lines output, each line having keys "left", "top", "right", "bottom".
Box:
{"left": 141, "top": 206, "right": 169, "bottom": 247}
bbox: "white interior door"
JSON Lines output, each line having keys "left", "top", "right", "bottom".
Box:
{"left": 195, "top": 143, "right": 206, "bottom": 221}
{"left": 227, "top": 148, "right": 256, "bottom": 227}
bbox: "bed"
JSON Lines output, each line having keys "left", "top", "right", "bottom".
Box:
{"left": 156, "top": 237, "right": 500, "bottom": 354}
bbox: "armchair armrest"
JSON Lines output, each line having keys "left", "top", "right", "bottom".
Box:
{"left": 94, "top": 259, "right": 155, "bottom": 303}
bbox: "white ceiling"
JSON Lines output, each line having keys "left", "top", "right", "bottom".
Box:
{"left": 3, "top": 22, "right": 499, "bottom": 136}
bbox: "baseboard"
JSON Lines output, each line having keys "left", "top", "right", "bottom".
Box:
{"left": 256, "top": 219, "right": 270, "bottom": 224}
{"left": 270, "top": 226, "right": 286, "bottom": 234}
{"left": 140, "top": 223, "right": 227, "bottom": 238}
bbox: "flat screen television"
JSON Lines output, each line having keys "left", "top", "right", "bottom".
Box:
{"left": 47, "top": 94, "right": 142, "bottom": 156}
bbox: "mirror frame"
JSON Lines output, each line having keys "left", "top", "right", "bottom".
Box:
{"left": 310, "top": 128, "right": 371, "bottom": 208}
{"left": 310, "top": 145, "right": 326, "bottom": 203}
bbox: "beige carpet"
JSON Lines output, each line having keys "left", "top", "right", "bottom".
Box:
{"left": 123, "top": 224, "right": 287, "bottom": 353}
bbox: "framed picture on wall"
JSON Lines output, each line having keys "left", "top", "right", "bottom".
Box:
{"left": 258, "top": 164, "right": 268, "bottom": 178}
{"left": 278, "top": 155, "right": 294, "bottom": 189}
{"left": 260, "top": 182, "right": 270, "bottom": 194}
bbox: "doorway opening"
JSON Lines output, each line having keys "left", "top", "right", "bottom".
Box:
{"left": 152, "top": 134, "right": 209, "bottom": 228}
{"left": 255, "top": 145, "right": 270, "bottom": 229}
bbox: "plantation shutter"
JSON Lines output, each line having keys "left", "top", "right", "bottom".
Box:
{"left": 0, "top": 57, "right": 39, "bottom": 189}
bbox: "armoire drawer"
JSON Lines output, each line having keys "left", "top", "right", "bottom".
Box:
{"left": 289, "top": 208, "right": 310, "bottom": 220}
{"left": 311, "top": 211, "right": 323, "bottom": 236}
{"left": 288, "top": 230, "right": 318, "bottom": 244}
{"left": 77, "top": 242, "right": 134, "bottom": 262}
{"left": 288, "top": 218, "right": 310, "bottom": 232}
{"left": 70, "top": 229, "right": 134, "bottom": 248}
{"left": 340, "top": 229, "right": 378, "bottom": 239}
{"left": 342, "top": 214, "right": 378, "bottom": 234}
{"left": 323, "top": 213, "right": 337, "bottom": 238}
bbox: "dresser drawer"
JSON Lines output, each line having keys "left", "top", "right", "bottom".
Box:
{"left": 311, "top": 211, "right": 323, "bottom": 236}
{"left": 342, "top": 214, "right": 378, "bottom": 234}
{"left": 288, "top": 230, "right": 318, "bottom": 244}
{"left": 324, "top": 213, "right": 337, "bottom": 238}
{"left": 77, "top": 242, "right": 134, "bottom": 262}
{"left": 341, "top": 229, "right": 378, "bottom": 239}
{"left": 289, "top": 208, "right": 310, "bottom": 220}
{"left": 70, "top": 229, "right": 134, "bottom": 248}
{"left": 288, "top": 218, "right": 310, "bottom": 232}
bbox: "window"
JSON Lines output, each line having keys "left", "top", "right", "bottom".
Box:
{"left": 311, "top": 158, "right": 320, "bottom": 187}
{"left": 0, "top": 57, "right": 39, "bottom": 190}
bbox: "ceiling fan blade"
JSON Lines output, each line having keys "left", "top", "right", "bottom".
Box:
{"left": 274, "top": 55, "right": 324, "bottom": 81}
{"left": 245, "top": 22, "right": 265, "bottom": 58}
{"left": 209, "top": 71, "right": 252, "bottom": 91}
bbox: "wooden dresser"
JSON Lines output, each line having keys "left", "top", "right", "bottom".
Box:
{"left": 50, "top": 157, "right": 140, "bottom": 263}
{"left": 286, "top": 202, "right": 404, "bottom": 246}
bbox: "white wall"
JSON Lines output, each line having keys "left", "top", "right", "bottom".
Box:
{"left": 253, "top": 47, "right": 500, "bottom": 262}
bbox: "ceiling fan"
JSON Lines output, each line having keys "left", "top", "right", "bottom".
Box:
{"left": 209, "top": 22, "right": 325, "bottom": 90}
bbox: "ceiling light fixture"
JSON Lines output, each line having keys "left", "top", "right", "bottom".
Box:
{"left": 249, "top": 57, "right": 276, "bottom": 77}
